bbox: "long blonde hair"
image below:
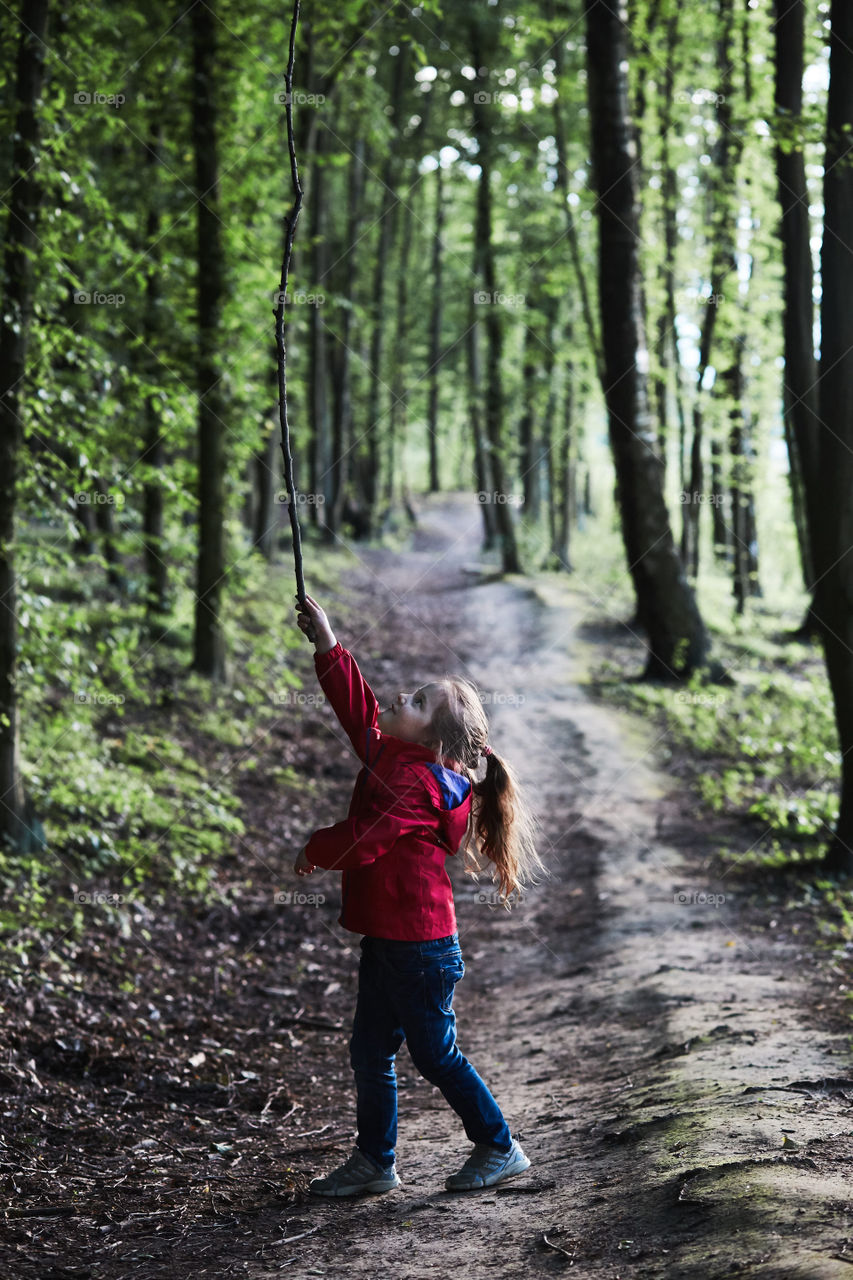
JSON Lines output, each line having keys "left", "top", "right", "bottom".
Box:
{"left": 427, "top": 677, "right": 545, "bottom": 905}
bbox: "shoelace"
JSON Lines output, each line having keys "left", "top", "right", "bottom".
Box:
{"left": 463, "top": 1144, "right": 513, "bottom": 1171}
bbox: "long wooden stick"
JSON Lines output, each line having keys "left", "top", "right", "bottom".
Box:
{"left": 274, "top": 0, "right": 306, "bottom": 606}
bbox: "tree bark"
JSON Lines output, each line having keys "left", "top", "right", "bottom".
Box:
{"left": 585, "top": 0, "right": 710, "bottom": 678}
{"left": 814, "top": 0, "right": 853, "bottom": 874}
{"left": 0, "top": 0, "right": 49, "bottom": 853}
{"left": 470, "top": 18, "right": 522, "bottom": 574}
{"left": 191, "top": 0, "right": 227, "bottom": 680}
{"left": 681, "top": 0, "right": 740, "bottom": 578}
{"left": 360, "top": 49, "right": 408, "bottom": 533}
{"left": 252, "top": 417, "right": 279, "bottom": 558}
{"left": 329, "top": 135, "right": 365, "bottom": 535}
{"left": 386, "top": 172, "right": 414, "bottom": 507}
{"left": 427, "top": 162, "right": 444, "bottom": 494}
{"left": 551, "top": 16, "right": 604, "bottom": 385}
{"left": 773, "top": 0, "right": 820, "bottom": 615}
{"left": 142, "top": 122, "right": 169, "bottom": 616}
{"left": 467, "top": 290, "right": 497, "bottom": 549}
{"left": 308, "top": 128, "right": 332, "bottom": 532}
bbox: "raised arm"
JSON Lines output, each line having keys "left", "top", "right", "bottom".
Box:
{"left": 296, "top": 594, "right": 380, "bottom": 759}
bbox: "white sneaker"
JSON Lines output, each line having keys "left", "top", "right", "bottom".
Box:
{"left": 445, "top": 1137, "right": 531, "bottom": 1191}
{"left": 309, "top": 1146, "right": 401, "bottom": 1197}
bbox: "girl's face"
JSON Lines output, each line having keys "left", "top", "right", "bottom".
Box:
{"left": 377, "top": 683, "right": 444, "bottom": 745}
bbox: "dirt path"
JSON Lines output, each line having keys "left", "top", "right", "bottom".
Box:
{"left": 268, "top": 494, "right": 853, "bottom": 1280}
{"left": 3, "top": 493, "right": 851, "bottom": 1280}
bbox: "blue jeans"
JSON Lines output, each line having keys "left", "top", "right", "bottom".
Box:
{"left": 349, "top": 933, "right": 513, "bottom": 1169}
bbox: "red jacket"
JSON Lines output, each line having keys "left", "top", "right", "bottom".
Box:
{"left": 304, "top": 643, "right": 472, "bottom": 940}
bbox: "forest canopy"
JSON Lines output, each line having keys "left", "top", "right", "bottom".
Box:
{"left": 1, "top": 0, "right": 852, "bottom": 886}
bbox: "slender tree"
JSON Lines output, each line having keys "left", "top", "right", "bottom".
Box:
{"left": 427, "top": 161, "right": 444, "bottom": 494}
{"left": 191, "top": 0, "right": 227, "bottom": 680}
{"left": 0, "top": 0, "right": 50, "bottom": 853}
{"left": 585, "top": 0, "right": 711, "bottom": 677}
{"left": 773, "top": 0, "right": 820, "bottom": 633}
{"left": 470, "top": 13, "right": 522, "bottom": 574}
{"left": 814, "top": 0, "right": 853, "bottom": 873}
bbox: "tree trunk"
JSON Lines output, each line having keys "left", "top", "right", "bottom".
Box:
{"left": 386, "top": 175, "right": 414, "bottom": 507}
{"left": 467, "top": 291, "right": 497, "bottom": 549}
{"left": 814, "top": 0, "right": 853, "bottom": 874}
{"left": 552, "top": 16, "right": 604, "bottom": 384}
{"left": 427, "top": 162, "right": 444, "bottom": 494}
{"left": 681, "top": 0, "right": 740, "bottom": 578}
{"left": 518, "top": 308, "right": 540, "bottom": 521}
{"left": 360, "top": 50, "right": 408, "bottom": 533}
{"left": 0, "top": 0, "right": 49, "bottom": 853}
{"left": 709, "top": 437, "right": 728, "bottom": 559}
{"left": 551, "top": 322, "right": 575, "bottom": 573}
{"left": 773, "top": 0, "right": 820, "bottom": 611}
{"left": 142, "top": 122, "right": 169, "bottom": 617}
{"left": 329, "top": 135, "right": 366, "bottom": 535}
{"left": 252, "top": 417, "right": 278, "bottom": 558}
{"left": 308, "top": 129, "right": 332, "bottom": 532}
{"left": 470, "top": 20, "right": 522, "bottom": 574}
{"left": 585, "top": 0, "right": 710, "bottom": 678}
{"left": 191, "top": 0, "right": 227, "bottom": 680}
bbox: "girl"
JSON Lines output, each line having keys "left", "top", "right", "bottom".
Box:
{"left": 293, "top": 595, "right": 543, "bottom": 1196}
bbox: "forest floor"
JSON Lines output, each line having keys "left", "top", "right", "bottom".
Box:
{"left": 2, "top": 492, "right": 853, "bottom": 1280}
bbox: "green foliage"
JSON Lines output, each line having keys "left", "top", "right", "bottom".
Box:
{"left": 594, "top": 633, "right": 839, "bottom": 865}
{"left": 0, "top": 540, "right": 325, "bottom": 941}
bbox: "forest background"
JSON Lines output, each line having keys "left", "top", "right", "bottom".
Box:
{"left": 1, "top": 0, "right": 852, "bottom": 961}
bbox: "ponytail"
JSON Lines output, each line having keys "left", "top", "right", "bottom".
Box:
{"left": 427, "top": 676, "right": 546, "bottom": 906}
{"left": 466, "top": 748, "right": 545, "bottom": 905}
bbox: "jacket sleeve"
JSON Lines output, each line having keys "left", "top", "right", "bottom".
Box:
{"left": 304, "top": 767, "right": 431, "bottom": 871}
{"left": 314, "top": 642, "right": 380, "bottom": 761}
